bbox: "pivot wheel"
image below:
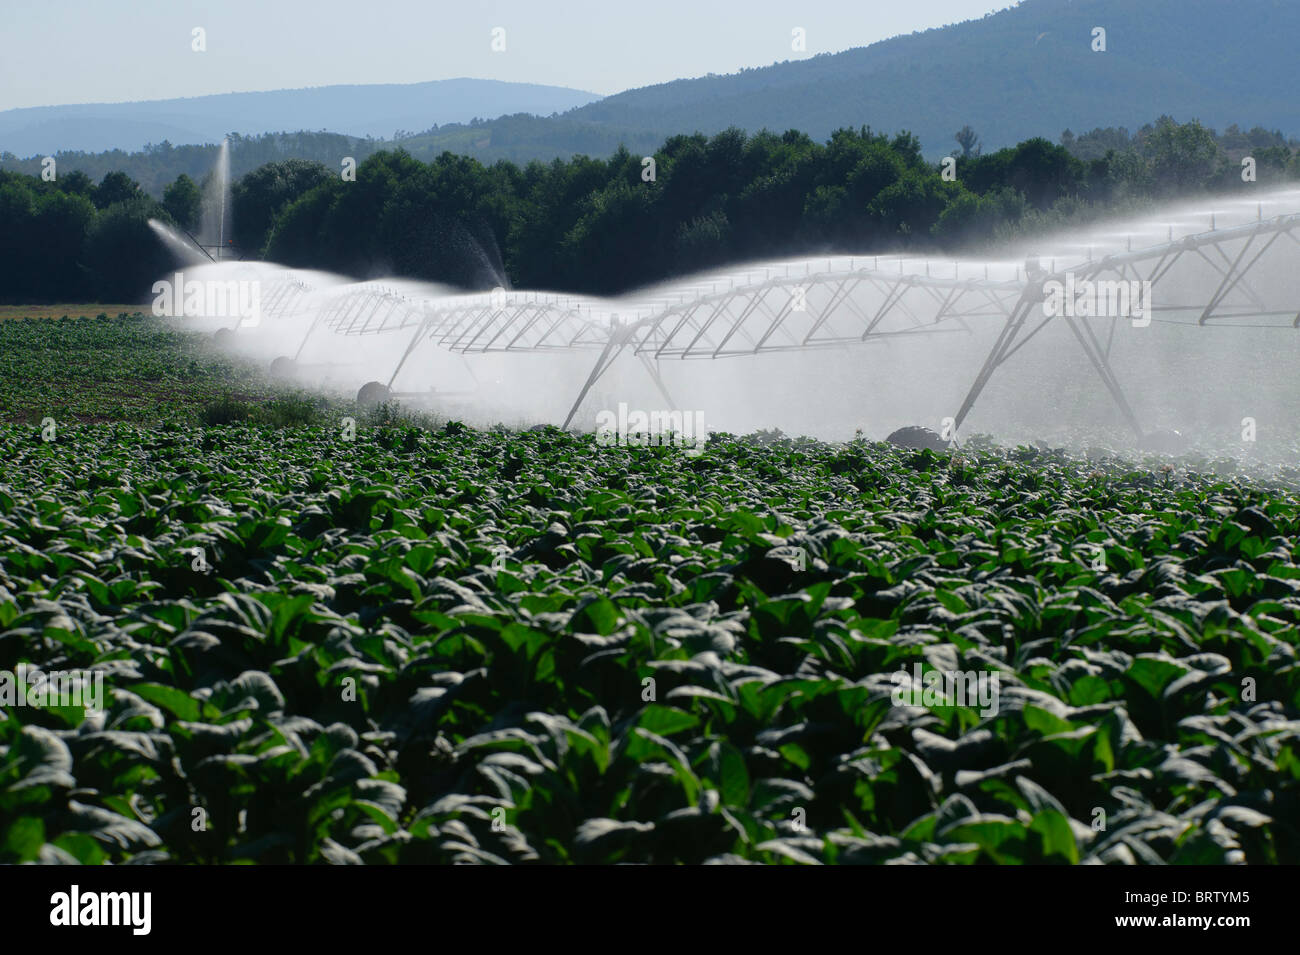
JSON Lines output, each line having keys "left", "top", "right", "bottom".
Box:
{"left": 270, "top": 356, "right": 297, "bottom": 378}
{"left": 356, "top": 381, "right": 392, "bottom": 407}
{"left": 886, "top": 426, "right": 951, "bottom": 451}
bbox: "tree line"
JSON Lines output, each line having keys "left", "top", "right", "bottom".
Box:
{"left": 2, "top": 117, "right": 1297, "bottom": 304}
{"left": 0, "top": 131, "right": 381, "bottom": 199}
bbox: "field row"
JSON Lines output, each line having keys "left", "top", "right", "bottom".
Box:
{"left": 2, "top": 424, "right": 1298, "bottom": 863}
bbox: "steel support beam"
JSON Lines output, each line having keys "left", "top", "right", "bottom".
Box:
{"left": 562, "top": 331, "right": 629, "bottom": 430}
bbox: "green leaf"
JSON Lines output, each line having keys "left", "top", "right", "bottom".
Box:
{"left": 636, "top": 705, "right": 699, "bottom": 737}
{"left": 1030, "top": 810, "right": 1079, "bottom": 863}
{"left": 711, "top": 741, "right": 750, "bottom": 808}
{"left": 53, "top": 831, "right": 108, "bottom": 865}
{"left": 779, "top": 743, "right": 811, "bottom": 771}
{"left": 130, "top": 683, "right": 201, "bottom": 721}
{"left": 571, "top": 597, "right": 622, "bottom": 636}
{"left": 2, "top": 816, "right": 45, "bottom": 862}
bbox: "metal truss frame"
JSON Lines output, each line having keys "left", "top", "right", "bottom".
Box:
{"left": 268, "top": 210, "right": 1300, "bottom": 434}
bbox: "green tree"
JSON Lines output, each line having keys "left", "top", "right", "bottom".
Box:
{"left": 162, "top": 174, "right": 201, "bottom": 231}
{"left": 92, "top": 171, "right": 142, "bottom": 209}
{"left": 1143, "top": 117, "right": 1221, "bottom": 194}
{"left": 230, "top": 159, "right": 332, "bottom": 256}
{"left": 29, "top": 188, "right": 96, "bottom": 300}
{"left": 962, "top": 138, "right": 1085, "bottom": 210}
{"left": 954, "top": 125, "right": 982, "bottom": 158}
{"left": 58, "top": 170, "right": 95, "bottom": 199}
{"left": 82, "top": 198, "right": 174, "bottom": 302}
{"left": 0, "top": 178, "right": 40, "bottom": 303}
{"left": 931, "top": 186, "right": 1026, "bottom": 245}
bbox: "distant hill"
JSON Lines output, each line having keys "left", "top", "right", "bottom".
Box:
{"left": 405, "top": 0, "right": 1300, "bottom": 161}
{"left": 0, "top": 78, "right": 600, "bottom": 156}
{"left": 5, "top": 0, "right": 1298, "bottom": 174}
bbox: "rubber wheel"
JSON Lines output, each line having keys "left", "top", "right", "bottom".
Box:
{"left": 1139, "top": 429, "right": 1188, "bottom": 454}
{"left": 269, "top": 356, "right": 297, "bottom": 378}
{"left": 886, "top": 426, "right": 950, "bottom": 451}
{"left": 357, "top": 381, "right": 392, "bottom": 407}
{"left": 212, "top": 327, "right": 236, "bottom": 346}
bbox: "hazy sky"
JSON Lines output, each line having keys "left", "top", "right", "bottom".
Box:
{"left": 1, "top": 0, "right": 1016, "bottom": 110}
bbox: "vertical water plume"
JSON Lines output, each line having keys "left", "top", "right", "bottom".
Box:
{"left": 200, "top": 138, "right": 232, "bottom": 260}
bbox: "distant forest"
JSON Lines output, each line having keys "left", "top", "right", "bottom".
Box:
{"left": 4, "top": 117, "right": 1296, "bottom": 199}
{"left": 2, "top": 117, "right": 1297, "bottom": 304}
{"left": 0, "top": 131, "right": 381, "bottom": 201}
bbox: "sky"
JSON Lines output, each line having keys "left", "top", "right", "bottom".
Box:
{"left": 0, "top": 0, "right": 1017, "bottom": 110}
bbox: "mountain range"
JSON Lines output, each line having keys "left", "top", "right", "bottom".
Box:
{"left": 409, "top": 0, "right": 1300, "bottom": 161}
{"left": 3, "top": 0, "right": 1297, "bottom": 166}
{"left": 0, "top": 79, "right": 600, "bottom": 156}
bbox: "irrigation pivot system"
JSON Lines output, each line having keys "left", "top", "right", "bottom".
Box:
{"left": 226, "top": 195, "right": 1300, "bottom": 440}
